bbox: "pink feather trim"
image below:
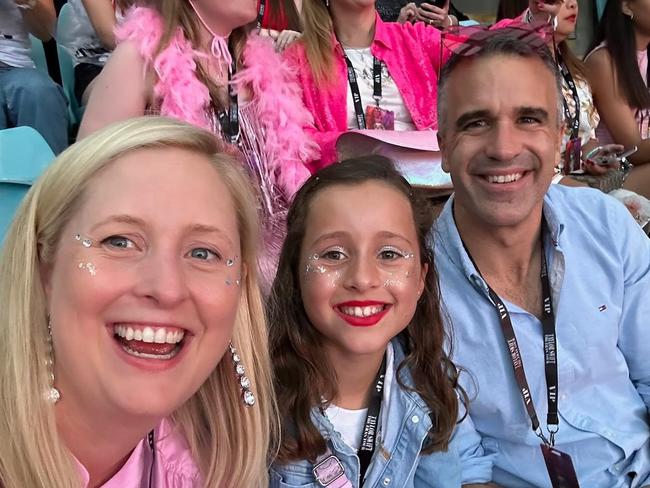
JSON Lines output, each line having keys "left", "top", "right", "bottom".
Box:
{"left": 116, "top": 7, "right": 212, "bottom": 130}
{"left": 235, "top": 35, "right": 318, "bottom": 197}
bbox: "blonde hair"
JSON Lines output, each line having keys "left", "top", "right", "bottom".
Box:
{"left": 300, "top": 0, "right": 336, "bottom": 83}
{"left": 0, "top": 116, "right": 277, "bottom": 487}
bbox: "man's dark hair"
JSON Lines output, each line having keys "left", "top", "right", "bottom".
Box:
{"left": 437, "top": 33, "right": 565, "bottom": 135}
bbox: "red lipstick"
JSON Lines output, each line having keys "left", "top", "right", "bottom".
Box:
{"left": 334, "top": 301, "right": 390, "bottom": 327}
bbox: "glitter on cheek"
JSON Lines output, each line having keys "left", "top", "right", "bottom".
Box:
{"left": 303, "top": 253, "right": 328, "bottom": 278}
{"left": 74, "top": 234, "right": 93, "bottom": 248}
{"left": 77, "top": 262, "right": 97, "bottom": 276}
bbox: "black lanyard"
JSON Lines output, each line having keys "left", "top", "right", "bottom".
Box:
{"left": 217, "top": 52, "right": 240, "bottom": 145}
{"left": 343, "top": 52, "right": 383, "bottom": 130}
{"left": 147, "top": 430, "right": 155, "bottom": 488}
{"left": 556, "top": 49, "right": 580, "bottom": 141}
{"left": 466, "top": 223, "right": 559, "bottom": 447}
{"left": 256, "top": 0, "right": 265, "bottom": 30}
{"left": 356, "top": 353, "right": 387, "bottom": 485}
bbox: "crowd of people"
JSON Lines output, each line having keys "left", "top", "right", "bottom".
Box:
{"left": 1, "top": 0, "right": 649, "bottom": 487}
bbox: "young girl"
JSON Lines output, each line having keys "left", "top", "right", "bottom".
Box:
{"left": 268, "top": 156, "right": 494, "bottom": 487}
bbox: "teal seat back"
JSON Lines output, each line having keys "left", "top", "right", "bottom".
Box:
{"left": 57, "top": 3, "right": 84, "bottom": 125}
{"left": 0, "top": 127, "right": 55, "bottom": 244}
{"left": 29, "top": 34, "right": 48, "bottom": 74}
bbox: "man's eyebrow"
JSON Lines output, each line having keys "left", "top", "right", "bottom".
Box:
{"left": 455, "top": 110, "right": 492, "bottom": 130}
{"left": 517, "top": 107, "right": 549, "bottom": 121}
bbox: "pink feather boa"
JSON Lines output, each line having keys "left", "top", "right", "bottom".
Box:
{"left": 115, "top": 7, "right": 317, "bottom": 197}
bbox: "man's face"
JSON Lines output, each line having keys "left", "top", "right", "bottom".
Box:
{"left": 438, "top": 54, "right": 563, "bottom": 232}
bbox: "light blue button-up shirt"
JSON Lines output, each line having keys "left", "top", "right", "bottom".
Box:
{"left": 432, "top": 185, "right": 650, "bottom": 487}
{"left": 270, "top": 339, "right": 494, "bottom": 487}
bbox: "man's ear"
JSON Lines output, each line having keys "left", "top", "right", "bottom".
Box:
{"left": 437, "top": 131, "right": 450, "bottom": 173}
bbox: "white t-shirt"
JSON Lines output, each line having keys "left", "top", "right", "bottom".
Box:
{"left": 343, "top": 47, "right": 416, "bottom": 132}
{"left": 0, "top": 0, "right": 34, "bottom": 68}
{"left": 325, "top": 342, "right": 395, "bottom": 451}
{"left": 57, "top": 0, "right": 125, "bottom": 67}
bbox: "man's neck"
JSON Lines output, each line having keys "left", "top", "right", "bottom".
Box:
{"left": 453, "top": 203, "right": 545, "bottom": 312}
{"left": 56, "top": 398, "right": 157, "bottom": 487}
{"left": 328, "top": 345, "right": 385, "bottom": 410}
{"left": 330, "top": 6, "right": 376, "bottom": 49}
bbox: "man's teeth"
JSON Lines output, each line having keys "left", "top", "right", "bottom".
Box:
{"left": 339, "top": 305, "right": 385, "bottom": 317}
{"left": 114, "top": 325, "right": 185, "bottom": 344}
{"left": 486, "top": 173, "right": 523, "bottom": 184}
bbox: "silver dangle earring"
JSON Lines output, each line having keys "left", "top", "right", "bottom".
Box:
{"left": 229, "top": 343, "right": 255, "bottom": 407}
{"left": 46, "top": 320, "right": 61, "bottom": 404}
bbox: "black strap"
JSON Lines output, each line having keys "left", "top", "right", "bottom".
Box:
{"left": 147, "top": 430, "right": 155, "bottom": 488}
{"left": 217, "top": 45, "right": 240, "bottom": 145}
{"left": 256, "top": 0, "right": 265, "bottom": 30}
{"left": 465, "top": 221, "right": 559, "bottom": 447}
{"left": 343, "top": 52, "right": 383, "bottom": 130}
{"left": 556, "top": 49, "right": 580, "bottom": 141}
{"left": 357, "top": 354, "right": 387, "bottom": 485}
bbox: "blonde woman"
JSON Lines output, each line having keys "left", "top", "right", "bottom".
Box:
{"left": 0, "top": 117, "right": 276, "bottom": 487}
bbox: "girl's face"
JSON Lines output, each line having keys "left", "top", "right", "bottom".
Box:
{"left": 298, "top": 181, "right": 427, "bottom": 362}
{"left": 191, "top": 0, "right": 258, "bottom": 34}
{"left": 555, "top": 0, "right": 578, "bottom": 41}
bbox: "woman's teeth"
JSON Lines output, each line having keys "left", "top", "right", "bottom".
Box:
{"left": 339, "top": 305, "right": 385, "bottom": 317}
{"left": 486, "top": 173, "right": 523, "bottom": 184}
{"left": 114, "top": 325, "right": 185, "bottom": 344}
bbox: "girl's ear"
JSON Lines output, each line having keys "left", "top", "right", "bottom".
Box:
{"left": 418, "top": 262, "right": 428, "bottom": 299}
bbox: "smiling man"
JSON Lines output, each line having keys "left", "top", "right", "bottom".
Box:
{"left": 432, "top": 34, "right": 650, "bottom": 487}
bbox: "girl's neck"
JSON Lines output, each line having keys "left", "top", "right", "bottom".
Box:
{"left": 329, "top": 345, "right": 386, "bottom": 410}
{"left": 330, "top": 5, "right": 376, "bottom": 49}
{"left": 634, "top": 27, "right": 650, "bottom": 51}
{"left": 56, "top": 401, "right": 157, "bottom": 487}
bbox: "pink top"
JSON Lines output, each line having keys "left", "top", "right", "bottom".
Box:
{"left": 75, "top": 419, "right": 201, "bottom": 487}
{"left": 284, "top": 14, "right": 444, "bottom": 171}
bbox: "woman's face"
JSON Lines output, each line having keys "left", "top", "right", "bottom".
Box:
{"left": 555, "top": 0, "right": 579, "bottom": 41}
{"left": 298, "top": 181, "right": 426, "bottom": 363}
{"left": 44, "top": 147, "right": 243, "bottom": 423}
{"left": 192, "top": 0, "right": 258, "bottom": 34}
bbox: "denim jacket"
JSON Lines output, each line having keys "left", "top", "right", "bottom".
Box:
{"left": 270, "top": 340, "right": 493, "bottom": 487}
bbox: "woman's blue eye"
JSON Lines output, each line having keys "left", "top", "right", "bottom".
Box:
{"left": 102, "top": 236, "right": 134, "bottom": 249}
{"left": 190, "top": 248, "right": 218, "bottom": 261}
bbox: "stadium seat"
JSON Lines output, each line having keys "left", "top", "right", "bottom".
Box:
{"left": 0, "top": 127, "right": 55, "bottom": 244}
{"left": 29, "top": 34, "right": 48, "bottom": 74}
{"left": 57, "top": 3, "right": 84, "bottom": 126}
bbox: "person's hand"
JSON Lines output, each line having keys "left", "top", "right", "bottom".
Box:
{"left": 273, "top": 29, "right": 301, "bottom": 52}
{"left": 583, "top": 144, "right": 624, "bottom": 175}
{"left": 529, "top": 0, "right": 563, "bottom": 23}
{"left": 398, "top": 2, "right": 418, "bottom": 23}
{"left": 14, "top": 0, "right": 37, "bottom": 10}
{"left": 417, "top": 2, "right": 452, "bottom": 29}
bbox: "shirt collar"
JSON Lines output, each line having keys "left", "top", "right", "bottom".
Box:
{"left": 433, "top": 189, "right": 566, "bottom": 285}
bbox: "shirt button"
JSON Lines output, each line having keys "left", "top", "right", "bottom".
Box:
{"left": 383, "top": 477, "right": 391, "bottom": 486}
{"left": 411, "top": 415, "right": 420, "bottom": 424}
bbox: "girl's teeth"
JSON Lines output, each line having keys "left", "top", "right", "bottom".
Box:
{"left": 340, "top": 305, "right": 385, "bottom": 317}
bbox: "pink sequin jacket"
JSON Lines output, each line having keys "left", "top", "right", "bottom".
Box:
{"left": 284, "top": 14, "right": 444, "bottom": 171}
